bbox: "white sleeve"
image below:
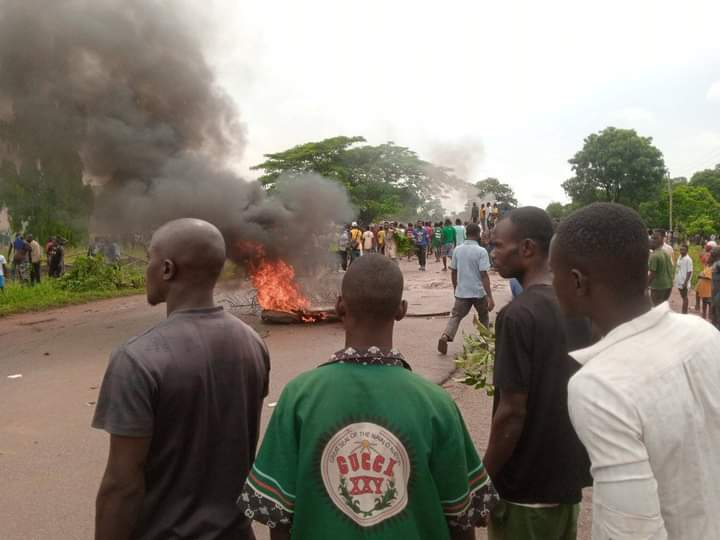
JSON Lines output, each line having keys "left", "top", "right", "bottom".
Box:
{"left": 568, "top": 373, "right": 667, "bottom": 540}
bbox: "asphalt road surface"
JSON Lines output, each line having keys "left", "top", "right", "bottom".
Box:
{"left": 0, "top": 258, "right": 605, "bottom": 539}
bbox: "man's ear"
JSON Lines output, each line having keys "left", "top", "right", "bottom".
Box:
{"left": 335, "top": 296, "right": 346, "bottom": 319}
{"left": 519, "top": 238, "right": 535, "bottom": 258}
{"left": 162, "top": 259, "right": 176, "bottom": 281}
{"left": 395, "top": 299, "right": 408, "bottom": 322}
{"left": 571, "top": 269, "right": 589, "bottom": 297}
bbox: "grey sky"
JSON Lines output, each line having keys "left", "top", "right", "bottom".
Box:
{"left": 199, "top": 0, "right": 720, "bottom": 209}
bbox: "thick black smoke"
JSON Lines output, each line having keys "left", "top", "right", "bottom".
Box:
{"left": 0, "top": 0, "right": 353, "bottom": 265}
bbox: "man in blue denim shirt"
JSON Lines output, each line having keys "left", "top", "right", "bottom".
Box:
{"left": 438, "top": 223, "right": 495, "bottom": 355}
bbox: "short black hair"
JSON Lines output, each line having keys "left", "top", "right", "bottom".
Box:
{"left": 341, "top": 254, "right": 404, "bottom": 320}
{"left": 455, "top": 218, "right": 462, "bottom": 225}
{"left": 554, "top": 203, "right": 649, "bottom": 296}
{"left": 466, "top": 223, "right": 481, "bottom": 237}
{"left": 504, "top": 206, "right": 554, "bottom": 255}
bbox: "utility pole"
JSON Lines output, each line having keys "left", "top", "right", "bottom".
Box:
{"left": 667, "top": 173, "right": 673, "bottom": 240}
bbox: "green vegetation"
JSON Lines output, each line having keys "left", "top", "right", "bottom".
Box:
{"left": 252, "top": 136, "right": 455, "bottom": 224}
{"left": 0, "top": 256, "right": 144, "bottom": 317}
{"left": 475, "top": 177, "right": 518, "bottom": 209}
{"left": 455, "top": 318, "right": 495, "bottom": 397}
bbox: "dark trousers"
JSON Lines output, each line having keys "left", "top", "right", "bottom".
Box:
{"left": 416, "top": 246, "right": 426, "bottom": 268}
{"left": 444, "top": 297, "right": 490, "bottom": 339}
{"left": 31, "top": 262, "right": 41, "bottom": 284}
{"left": 338, "top": 250, "right": 348, "bottom": 271}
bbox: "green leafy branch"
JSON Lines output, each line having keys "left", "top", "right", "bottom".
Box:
{"left": 454, "top": 317, "right": 496, "bottom": 396}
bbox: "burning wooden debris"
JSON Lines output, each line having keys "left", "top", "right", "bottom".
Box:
{"left": 261, "top": 306, "right": 339, "bottom": 324}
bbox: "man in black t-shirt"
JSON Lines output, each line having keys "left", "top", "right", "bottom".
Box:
{"left": 93, "top": 219, "right": 270, "bottom": 540}
{"left": 484, "top": 207, "right": 591, "bottom": 540}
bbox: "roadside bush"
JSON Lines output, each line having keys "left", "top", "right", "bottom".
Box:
{"left": 395, "top": 234, "right": 413, "bottom": 255}
{"left": 57, "top": 255, "right": 145, "bottom": 292}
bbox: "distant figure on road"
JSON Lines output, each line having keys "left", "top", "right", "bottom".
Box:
{"left": 349, "top": 221, "right": 362, "bottom": 263}
{"left": 238, "top": 254, "right": 498, "bottom": 540}
{"left": 674, "top": 244, "right": 693, "bottom": 314}
{"left": 437, "top": 223, "right": 494, "bottom": 355}
{"left": 93, "top": 218, "right": 270, "bottom": 540}
{"left": 471, "top": 202, "right": 479, "bottom": 224}
{"left": 362, "top": 225, "right": 375, "bottom": 254}
{"left": 454, "top": 218, "right": 466, "bottom": 246}
{"left": 551, "top": 203, "right": 720, "bottom": 539}
{"left": 648, "top": 232, "right": 674, "bottom": 306}
{"left": 486, "top": 207, "right": 592, "bottom": 540}
{"left": 414, "top": 219, "right": 429, "bottom": 271}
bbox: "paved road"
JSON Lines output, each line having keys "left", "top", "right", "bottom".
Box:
{"left": 0, "top": 258, "right": 595, "bottom": 539}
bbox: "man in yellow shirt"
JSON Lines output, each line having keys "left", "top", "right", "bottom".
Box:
{"left": 377, "top": 223, "right": 387, "bottom": 255}
{"left": 350, "top": 222, "right": 362, "bottom": 263}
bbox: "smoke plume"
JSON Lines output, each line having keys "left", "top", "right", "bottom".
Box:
{"left": 0, "top": 0, "right": 352, "bottom": 266}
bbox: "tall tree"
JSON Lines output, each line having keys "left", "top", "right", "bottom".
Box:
{"left": 562, "top": 127, "right": 666, "bottom": 210}
{"left": 639, "top": 184, "right": 720, "bottom": 236}
{"left": 253, "top": 137, "right": 444, "bottom": 224}
{"left": 689, "top": 165, "right": 720, "bottom": 201}
{"left": 475, "top": 177, "right": 518, "bottom": 209}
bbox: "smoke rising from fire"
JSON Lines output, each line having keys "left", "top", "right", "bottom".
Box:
{"left": 0, "top": 0, "right": 353, "bottom": 265}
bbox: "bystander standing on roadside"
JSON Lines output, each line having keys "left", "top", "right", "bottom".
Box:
{"left": 711, "top": 246, "right": 720, "bottom": 328}
{"left": 414, "top": 220, "right": 429, "bottom": 271}
{"left": 93, "top": 218, "right": 270, "bottom": 540}
{"left": 695, "top": 242, "right": 716, "bottom": 313}
{"left": 471, "top": 202, "right": 479, "bottom": 224}
{"left": 377, "top": 222, "right": 386, "bottom": 255}
{"left": 27, "top": 234, "right": 42, "bottom": 285}
{"left": 454, "top": 219, "right": 466, "bottom": 246}
{"left": 362, "top": 226, "right": 375, "bottom": 255}
{"left": 433, "top": 222, "right": 443, "bottom": 262}
{"left": 484, "top": 207, "right": 592, "bottom": 539}
{"left": 0, "top": 252, "right": 6, "bottom": 293}
{"left": 674, "top": 244, "right": 693, "bottom": 314}
{"left": 349, "top": 222, "right": 362, "bottom": 263}
{"left": 8, "top": 232, "right": 30, "bottom": 284}
{"left": 551, "top": 203, "right": 720, "bottom": 539}
{"left": 437, "top": 224, "right": 494, "bottom": 355}
{"left": 384, "top": 222, "right": 398, "bottom": 261}
{"left": 648, "top": 232, "right": 673, "bottom": 306}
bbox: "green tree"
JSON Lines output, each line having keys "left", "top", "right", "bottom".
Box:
{"left": 639, "top": 184, "right": 720, "bottom": 235}
{"left": 545, "top": 201, "right": 577, "bottom": 220}
{"left": 253, "top": 136, "right": 444, "bottom": 223}
{"left": 0, "top": 157, "right": 93, "bottom": 243}
{"left": 562, "top": 127, "right": 666, "bottom": 210}
{"left": 689, "top": 165, "right": 720, "bottom": 201}
{"left": 475, "top": 178, "right": 518, "bottom": 209}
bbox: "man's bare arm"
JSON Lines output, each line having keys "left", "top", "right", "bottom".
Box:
{"left": 451, "top": 269, "right": 458, "bottom": 290}
{"left": 483, "top": 390, "right": 528, "bottom": 479}
{"left": 95, "top": 435, "right": 151, "bottom": 540}
{"left": 480, "top": 271, "right": 494, "bottom": 312}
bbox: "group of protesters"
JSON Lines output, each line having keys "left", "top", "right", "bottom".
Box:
{"left": 1, "top": 232, "right": 65, "bottom": 290}
{"left": 90, "top": 204, "right": 720, "bottom": 540}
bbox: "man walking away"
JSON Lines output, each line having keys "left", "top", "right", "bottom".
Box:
{"left": 384, "top": 222, "right": 398, "bottom": 261}
{"left": 674, "top": 244, "right": 693, "bottom": 314}
{"left": 337, "top": 225, "right": 349, "bottom": 271}
{"left": 27, "top": 234, "right": 42, "bottom": 285}
{"left": 437, "top": 224, "right": 494, "bottom": 355}
{"left": 480, "top": 204, "right": 487, "bottom": 230}
{"left": 93, "top": 218, "right": 270, "bottom": 540}
{"left": 484, "top": 207, "right": 592, "bottom": 540}
{"left": 551, "top": 203, "right": 720, "bottom": 539}
{"left": 414, "top": 220, "right": 429, "bottom": 271}
{"left": 362, "top": 225, "right": 375, "bottom": 255}
{"left": 433, "top": 222, "right": 443, "bottom": 262}
{"left": 454, "top": 219, "right": 466, "bottom": 245}
{"left": 349, "top": 222, "right": 362, "bottom": 263}
{"left": 239, "top": 254, "right": 498, "bottom": 540}
{"left": 648, "top": 232, "right": 673, "bottom": 306}
{"left": 377, "top": 222, "right": 387, "bottom": 255}
{"left": 440, "top": 219, "right": 456, "bottom": 271}
{"left": 471, "top": 202, "right": 479, "bottom": 224}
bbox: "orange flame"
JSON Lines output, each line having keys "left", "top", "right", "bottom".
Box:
{"left": 238, "top": 242, "right": 310, "bottom": 312}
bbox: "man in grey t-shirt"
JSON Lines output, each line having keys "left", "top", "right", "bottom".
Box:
{"left": 93, "top": 219, "right": 270, "bottom": 540}
{"left": 438, "top": 223, "right": 495, "bottom": 355}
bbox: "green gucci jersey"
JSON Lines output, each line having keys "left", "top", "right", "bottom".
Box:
{"left": 238, "top": 347, "right": 497, "bottom": 539}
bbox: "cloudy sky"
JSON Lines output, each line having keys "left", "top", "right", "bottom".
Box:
{"left": 199, "top": 0, "right": 720, "bottom": 209}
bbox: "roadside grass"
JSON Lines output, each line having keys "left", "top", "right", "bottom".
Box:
{"left": 0, "top": 280, "right": 143, "bottom": 317}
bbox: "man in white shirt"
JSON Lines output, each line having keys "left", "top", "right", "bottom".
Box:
{"left": 453, "top": 219, "right": 466, "bottom": 246}
{"left": 362, "top": 227, "right": 375, "bottom": 254}
{"left": 674, "top": 244, "right": 693, "bottom": 314}
{"left": 550, "top": 202, "right": 720, "bottom": 540}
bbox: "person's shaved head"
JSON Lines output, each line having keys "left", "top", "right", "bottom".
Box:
{"left": 146, "top": 218, "right": 226, "bottom": 305}
{"left": 552, "top": 203, "right": 649, "bottom": 301}
{"left": 340, "top": 254, "right": 404, "bottom": 321}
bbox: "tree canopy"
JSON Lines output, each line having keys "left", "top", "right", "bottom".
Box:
{"left": 639, "top": 183, "right": 720, "bottom": 237}
{"left": 475, "top": 177, "right": 518, "bottom": 209}
{"left": 252, "top": 136, "right": 446, "bottom": 223}
{"left": 689, "top": 165, "right": 720, "bottom": 201}
{"left": 562, "top": 127, "right": 666, "bottom": 210}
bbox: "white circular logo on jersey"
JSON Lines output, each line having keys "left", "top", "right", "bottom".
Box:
{"left": 321, "top": 422, "right": 411, "bottom": 527}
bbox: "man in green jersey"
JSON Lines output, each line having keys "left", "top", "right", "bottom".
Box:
{"left": 648, "top": 232, "right": 674, "bottom": 306}
{"left": 440, "top": 219, "right": 457, "bottom": 271}
{"left": 238, "top": 254, "right": 498, "bottom": 539}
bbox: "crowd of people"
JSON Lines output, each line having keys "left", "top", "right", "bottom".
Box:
{"left": 89, "top": 203, "right": 720, "bottom": 540}
{"left": 1, "top": 233, "right": 65, "bottom": 290}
